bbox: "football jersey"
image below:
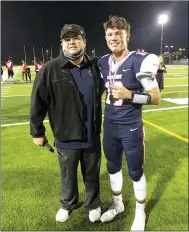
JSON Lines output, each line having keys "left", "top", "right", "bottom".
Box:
{"left": 22, "top": 62, "right": 27, "bottom": 71}
{"left": 34, "top": 62, "right": 38, "bottom": 71}
{"left": 98, "top": 51, "right": 159, "bottom": 124}
{"left": 6, "top": 61, "right": 13, "bottom": 70}
{"left": 37, "top": 64, "right": 43, "bottom": 71}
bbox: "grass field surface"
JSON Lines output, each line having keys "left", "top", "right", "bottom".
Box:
{"left": 1, "top": 65, "right": 188, "bottom": 231}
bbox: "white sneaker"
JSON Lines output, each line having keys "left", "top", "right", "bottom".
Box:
{"left": 100, "top": 196, "right": 124, "bottom": 223}
{"left": 56, "top": 208, "right": 69, "bottom": 222}
{"left": 131, "top": 210, "right": 146, "bottom": 231}
{"left": 89, "top": 206, "right": 101, "bottom": 222}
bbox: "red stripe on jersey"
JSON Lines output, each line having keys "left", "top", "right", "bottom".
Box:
{"left": 142, "top": 124, "right": 146, "bottom": 166}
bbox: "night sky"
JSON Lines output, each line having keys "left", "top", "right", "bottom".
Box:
{"left": 1, "top": 1, "right": 188, "bottom": 64}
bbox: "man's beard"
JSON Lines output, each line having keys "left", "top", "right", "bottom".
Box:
{"left": 63, "top": 49, "right": 84, "bottom": 60}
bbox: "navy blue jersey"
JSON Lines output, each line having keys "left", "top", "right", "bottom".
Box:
{"left": 98, "top": 51, "right": 159, "bottom": 124}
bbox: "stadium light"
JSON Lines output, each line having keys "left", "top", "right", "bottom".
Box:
{"left": 165, "top": 45, "right": 174, "bottom": 53}
{"left": 158, "top": 14, "right": 168, "bottom": 24}
{"left": 179, "top": 48, "right": 186, "bottom": 59}
{"left": 158, "top": 14, "right": 168, "bottom": 55}
{"left": 179, "top": 48, "right": 185, "bottom": 51}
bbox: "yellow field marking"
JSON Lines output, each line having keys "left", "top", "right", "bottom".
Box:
{"left": 143, "top": 119, "right": 188, "bottom": 144}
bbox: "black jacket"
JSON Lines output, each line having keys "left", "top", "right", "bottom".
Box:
{"left": 30, "top": 53, "right": 104, "bottom": 141}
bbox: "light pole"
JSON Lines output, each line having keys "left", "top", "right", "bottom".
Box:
{"left": 50, "top": 46, "right": 53, "bottom": 59}
{"left": 46, "top": 50, "right": 49, "bottom": 61}
{"left": 32, "top": 45, "right": 36, "bottom": 61}
{"left": 42, "top": 46, "right": 44, "bottom": 64}
{"left": 158, "top": 14, "right": 168, "bottom": 55}
{"left": 92, "top": 48, "right": 95, "bottom": 58}
{"left": 24, "top": 45, "right": 27, "bottom": 63}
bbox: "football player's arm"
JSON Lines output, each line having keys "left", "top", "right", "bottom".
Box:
{"left": 135, "top": 54, "right": 161, "bottom": 105}
{"left": 145, "top": 86, "right": 160, "bottom": 104}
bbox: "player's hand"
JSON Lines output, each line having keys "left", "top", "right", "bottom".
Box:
{"left": 33, "top": 136, "right": 47, "bottom": 146}
{"left": 109, "top": 85, "right": 132, "bottom": 100}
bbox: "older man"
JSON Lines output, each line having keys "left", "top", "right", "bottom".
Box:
{"left": 30, "top": 24, "right": 104, "bottom": 223}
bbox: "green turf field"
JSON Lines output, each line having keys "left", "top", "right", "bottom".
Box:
{"left": 1, "top": 65, "right": 188, "bottom": 231}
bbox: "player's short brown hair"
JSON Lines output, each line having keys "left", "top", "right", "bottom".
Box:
{"left": 103, "top": 15, "right": 131, "bottom": 40}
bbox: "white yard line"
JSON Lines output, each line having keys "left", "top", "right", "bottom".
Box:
{"left": 1, "top": 83, "right": 33, "bottom": 87}
{"left": 1, "top": 105, "right": 188, "bottom": 127}
{"left": 164, "top": 85, "right": 188, "bottom": 87}
{"left": 9, "top": 84, "right": 33, "bottom": 87}
{"left": 1, "top": 120, "right": 49, "bottom": 127}
{"left": 173, "top": 74, "right": 188, "bottom": 76}
{"left": 2, "top": 95, "right": 30, "bottom": 98}
{"left": 142, "top": 105, "right": 188, "bottom": 112}
{"left": 165, "top": 77, "right": 188, "bottom": 79}
{"left": 2, "top": 85, "right": 188, "bottom": 98}
{"left": 168, "top": 73, "right": 188, "bottom": 74}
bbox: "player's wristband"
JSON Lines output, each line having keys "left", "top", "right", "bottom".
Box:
{"left": 130, "top": 91, "right": 151, "bottom": 104}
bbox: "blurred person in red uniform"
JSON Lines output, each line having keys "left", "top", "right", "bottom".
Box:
{"left": 22, "top": 60, "right": 31, "bottom": 82}
{"left": 6, "top": 57, "right": 14, "bottom": 79}
{"left": 37, "top": 61, "right": 43, "bottom": 71}
{"left": 34, "top": 60, "right": 43, "bottom": 75}
{"left": 22, "top": 60, "right": 28, "bottom": 81}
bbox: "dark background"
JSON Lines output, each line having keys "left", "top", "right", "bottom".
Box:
{"left": 1, "top": 1, "right": 188, "bottom": 64}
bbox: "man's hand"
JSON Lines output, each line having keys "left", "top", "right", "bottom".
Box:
{"left": 33, "top": 136, "right": 47, "bottom": 146}
{"left": 109, "top": 85, "right": 132, "bottom": 100}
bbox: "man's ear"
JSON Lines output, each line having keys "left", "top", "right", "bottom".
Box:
{"left": 60, "top": 40, "right": 64, "bottom": 49}
{"left": 83, "top": 39, "right": 87, "bottom": 51}
{"left": 127, "top": 33, "right": 130, "bottom": 42}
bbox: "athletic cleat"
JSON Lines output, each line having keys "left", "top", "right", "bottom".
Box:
{"left": 100, "top": 196, "right": 124, "bottom": 223}
{"left": 89, "top": 207, "right": 101, "bottom": 222}
{"left": 56, "top": 208, "right": 69, "bottom": 222}
{"left": 131, "top": 209, "right": 146, "bottom": 231}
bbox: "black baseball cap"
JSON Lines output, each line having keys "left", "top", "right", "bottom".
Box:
{"left": 60, "top": 24, "right": 86, "bottom": 39}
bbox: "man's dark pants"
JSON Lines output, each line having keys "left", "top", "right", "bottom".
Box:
{"left": 57, "top": 136, "right": 101, "bottom": 211}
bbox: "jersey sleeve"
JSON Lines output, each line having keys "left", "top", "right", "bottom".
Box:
{"left": 134, "top": 53, "right": 159, "bottom": 91}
